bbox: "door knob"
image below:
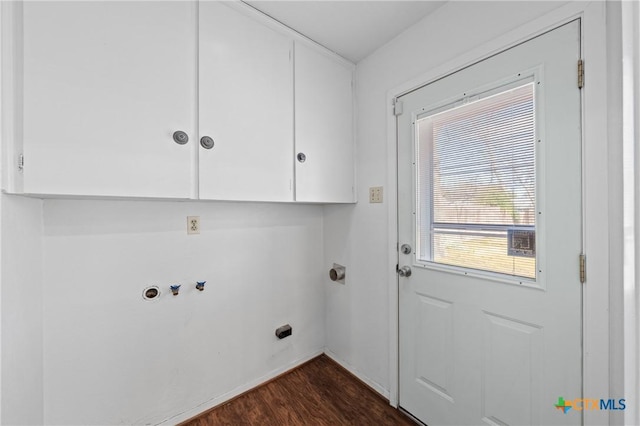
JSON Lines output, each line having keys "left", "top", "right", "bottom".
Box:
{"left": 398, "top": 266, "right": 412, "bottom": 277}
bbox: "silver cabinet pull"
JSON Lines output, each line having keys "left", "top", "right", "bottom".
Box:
{"left": 200, "top": 136, "right": 214, "bottom": 149}
{"left": 173, "top": 131, "right": 189, "bottom": 145}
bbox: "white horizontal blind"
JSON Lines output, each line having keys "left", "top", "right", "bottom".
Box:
{"left": 416, "top": 82, "right": 536, "bottom": 279}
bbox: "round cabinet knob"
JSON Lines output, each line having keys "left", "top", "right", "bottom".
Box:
{"left": 200, "top": 136, "right": 215, "bottom": 150}
{"left": 173, "top": 131, "right": 189, "bottom": 145}
{"left": 297, "top": 152, "right": 306, "bottom": 163}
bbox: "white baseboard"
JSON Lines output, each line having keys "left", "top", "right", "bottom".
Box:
{"left": 322, "top": 349, "right": 390, "bottom": 401}
{"left": 157, "top": 348, "right": 324, "bottom": 425}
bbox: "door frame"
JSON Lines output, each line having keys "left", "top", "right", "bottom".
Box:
{"left": 386, "top": 2, "right": 612, "bottom": 425}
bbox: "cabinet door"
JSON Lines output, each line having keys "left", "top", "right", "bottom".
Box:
{"left": 19, "top": 1, "right": 196, "bottom": 198}
{"left": 294, "top": 42, "right": 355, "bottom": 203}
{"left": 198, "top": 3, "right": 294, "bottom": 202}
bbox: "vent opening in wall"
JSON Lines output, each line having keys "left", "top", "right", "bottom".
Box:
{"left": 143, "top": 286, "right": 160, "bottom": 300}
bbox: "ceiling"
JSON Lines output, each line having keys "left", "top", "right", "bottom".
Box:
{"left": 243, "top": 1, "right": 446, "bottom": 63}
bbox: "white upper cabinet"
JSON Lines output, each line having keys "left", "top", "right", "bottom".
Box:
{"left": 4, "top": 2, "right": 355, "bottom": 203}
{"left": 294, "top": 42, "right": 355, "bottom": 203}
{"left": 16, "top": 1, "right": 197, "bottom": 198}
{"left": 198, "top": 3, "right": 293, "bottom": 202}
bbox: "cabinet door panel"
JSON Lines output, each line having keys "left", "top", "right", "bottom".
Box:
{"left": 20, "top": 1, "right": 196, "bottom": 198}
{"left": 294, "top": 42, "right": 354, "bottom": 203}
{"left": 199, "top": 3, "right": 294, "bottom": 202}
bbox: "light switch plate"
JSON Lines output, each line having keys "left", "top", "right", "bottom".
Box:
{"left": 369, "top": 186, "right": 383, "bottom": 203}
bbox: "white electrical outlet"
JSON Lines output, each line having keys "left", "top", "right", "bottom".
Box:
{"left": 369, "top": 186, "right": 383, "bottom": 203}
{"left": 187, "top": 216, "right": 200, "bottom": 235}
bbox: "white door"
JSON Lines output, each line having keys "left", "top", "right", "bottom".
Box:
{"left": 398, "top": 22, "right": 582, "bottom": 426}
{"left": 199, "top": 2, "right": 294, "bottom": 202}
{"left": 19, "top": 1, "right": 196, "bottom": 198}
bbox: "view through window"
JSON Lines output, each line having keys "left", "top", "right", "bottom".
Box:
{"left": 416, "top": 81, "right": 536, "bottom": 279}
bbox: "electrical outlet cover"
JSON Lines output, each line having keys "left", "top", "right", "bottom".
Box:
{"left": 187, "top": 216, "right": 200, "bottom": 235}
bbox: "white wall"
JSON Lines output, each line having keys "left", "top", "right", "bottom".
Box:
{"left": 1, "top": 194, "right": 44, "bottom": 425}
{"left": 323, "top": 0, "right": 572, "bottom": 396}
{"left": 42, "top": 199, "right": 325, "bottom": 425}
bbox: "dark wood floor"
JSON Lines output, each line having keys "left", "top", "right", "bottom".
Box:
{"left": 182, "top": 354, "right": 416, "bottom": 425}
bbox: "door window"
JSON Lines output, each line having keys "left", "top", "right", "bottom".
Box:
{"left": 416, "top": 80, "right": 536, "bottom": 279}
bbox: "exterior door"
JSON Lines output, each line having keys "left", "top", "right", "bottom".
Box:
{"left": 398, "top": 21, "right": 582, "bottom": 426}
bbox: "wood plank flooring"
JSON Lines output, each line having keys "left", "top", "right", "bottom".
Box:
{"left": 182, "top": 354, "right": 416, "bottom": 426}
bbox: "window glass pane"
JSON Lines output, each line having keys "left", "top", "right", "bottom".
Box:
{"left": 416, "top": 81, "right": 536, "bottom": 279}
{"left": 433, "top": 230, "right": 536, "bottom": 279}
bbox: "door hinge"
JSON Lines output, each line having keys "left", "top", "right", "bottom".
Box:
{"left": 18, "top": 154, "right": 24, "bottom": 172}
{"left": 579, "top": 254, "right": 586, "bottom": 284}
{"left": 393, "top": 99, "right": 404, "bottom": 116}
{"left": 578, "top": 59, "right": 584, "bottom": 89}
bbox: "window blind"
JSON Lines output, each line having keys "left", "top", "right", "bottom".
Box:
{"left": 416, "top": 81, "right": 536, "bottom": 279}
